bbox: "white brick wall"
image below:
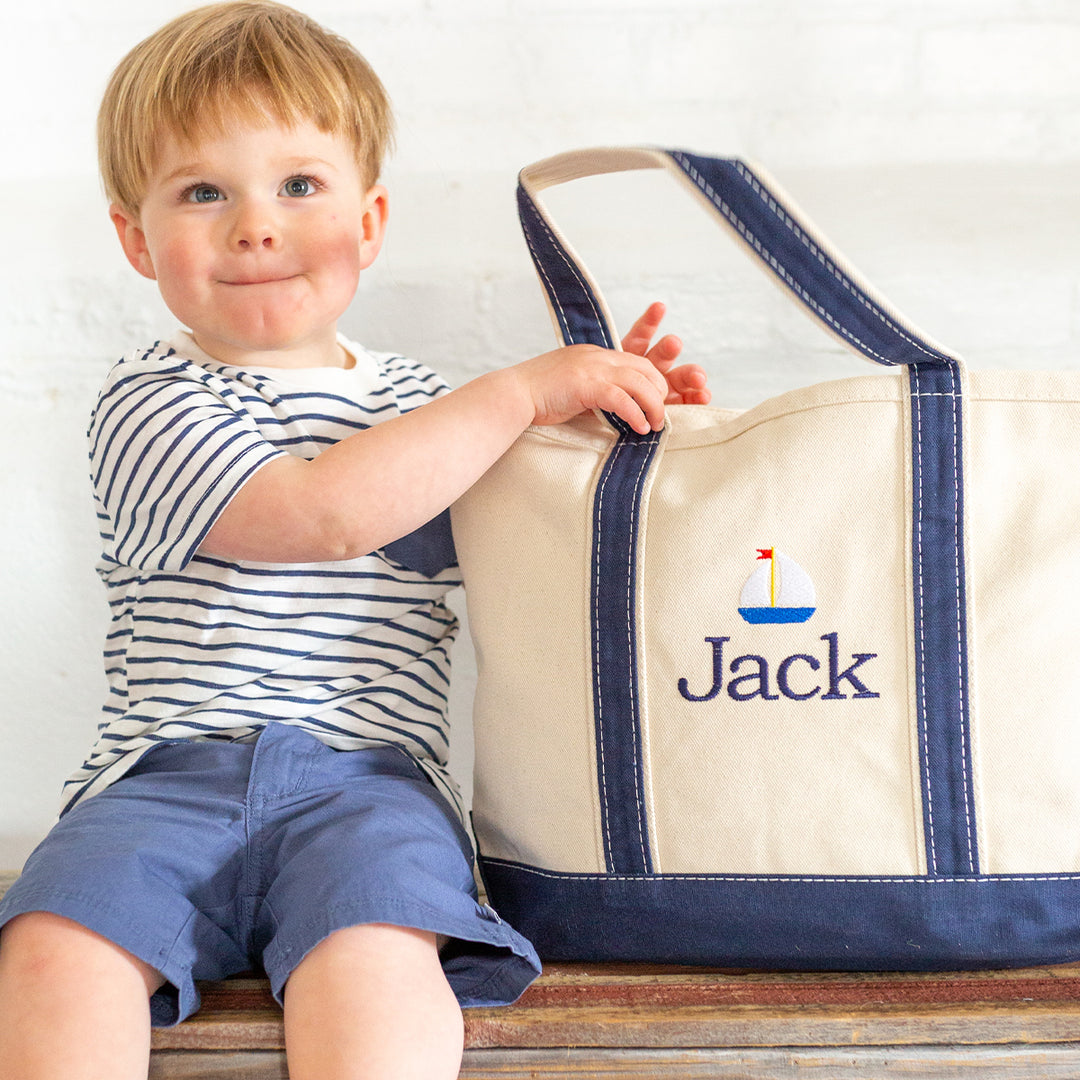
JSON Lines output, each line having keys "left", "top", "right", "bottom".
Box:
{"left": 2, "top": 0, "right": 1080, "bottom": 866}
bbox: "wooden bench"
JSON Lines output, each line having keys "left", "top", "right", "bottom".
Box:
{"left": 149, "top": 962, "right": 1080, "bottom": 1078}
{"left": 5, "top": 874, "right": 1080, "bottom": 1077}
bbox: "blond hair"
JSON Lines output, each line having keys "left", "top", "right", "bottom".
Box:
{"left": 99, "top": 1, "right": 394, "bottom": 214}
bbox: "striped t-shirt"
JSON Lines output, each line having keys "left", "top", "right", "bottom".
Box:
{"left": 65, "top": 332, "right": 463, "bottom": 818}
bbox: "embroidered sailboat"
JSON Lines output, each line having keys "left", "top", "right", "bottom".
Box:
{"left": 738, "top": 548, "right": 816, "bottom": 624}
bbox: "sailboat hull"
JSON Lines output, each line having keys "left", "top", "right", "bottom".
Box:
{"left": 738, "top": 606, "right": 816, "bottom": 624}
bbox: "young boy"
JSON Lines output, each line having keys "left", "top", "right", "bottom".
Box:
{"left": 0, "top": 3, "right": 710, "bottom": 1077}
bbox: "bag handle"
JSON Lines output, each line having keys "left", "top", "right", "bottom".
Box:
{"left": 517, "top": 147, "right": 962, "bottom": 370}
{"left": 516, "top": 148, "right": 977, "bottom": 879}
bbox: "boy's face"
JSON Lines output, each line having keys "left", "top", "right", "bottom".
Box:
{"left": 110, "top": 119, "right": 386, "bottom": 367}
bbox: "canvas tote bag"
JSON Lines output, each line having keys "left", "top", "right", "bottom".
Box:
{"left": 450, "top": 147, "right": 1080, "bottom": 969}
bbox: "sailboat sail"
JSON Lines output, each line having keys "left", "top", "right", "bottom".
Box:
{"left": 738, "top": 550, "right": 816, "bottom": 624}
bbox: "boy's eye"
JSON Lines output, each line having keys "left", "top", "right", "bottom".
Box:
{"left": 281, "top": 176, "right": 317, "bottom": 198}
{"left": 186, "top": 184, "right": 222, "bottom": 204}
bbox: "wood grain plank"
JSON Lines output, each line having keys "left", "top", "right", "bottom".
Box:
{"left": 149, "top": 1051, "right": 287, "bottom": 1079}
{"left": 151, "top": 979, "right": 284, "bottom": 1052}
{"left": 511, "top": 964, "right": 1080, "bottom": 1007}
{"left": 148, "top": 1044, "right": 1080, "bottom": 1079}
{"left": 466, "top": 999, "right": 1080, "bottom": 1050}
{"left": 149, "top": 965, "right": 1080, "bottom": 1052}
{"left": 457, "top": 1045, "right": 1080, "bottom": 1078}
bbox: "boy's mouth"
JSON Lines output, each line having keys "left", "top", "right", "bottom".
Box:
{"left": 221, "top": 274, "right": 301, "bottom": 286}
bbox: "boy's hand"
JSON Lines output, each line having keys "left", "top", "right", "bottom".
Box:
{"left": 621, "top": 301, "right": 710, "bottom": 407}
{"left": 514, "top": 302, "right": 710, "bottom": 435}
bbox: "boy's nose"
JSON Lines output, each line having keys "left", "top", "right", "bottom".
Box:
{"left": 229, "top": 204, "right": 281, "bottom": 250}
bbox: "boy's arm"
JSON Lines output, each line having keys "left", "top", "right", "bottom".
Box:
{"left": 200, "top": 304, "right": 709, "bottom": 564}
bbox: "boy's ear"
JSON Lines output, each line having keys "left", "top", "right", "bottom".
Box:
{"left": 357, "top": 185, "right": 389, "bottom": 271}
{"left": 110, "top": 204, "right": 158, "bottom": 281}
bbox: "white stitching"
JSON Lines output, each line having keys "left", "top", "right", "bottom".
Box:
{"left": 483, "top": 861, "right": 1080, "bottom": 885}
{"left": 625, "top": 434, "right": 658, "bottom": 870}
{"left": 913, "top": 359, "right": 977, "bottom": 875}
{"left": 592, "top": 437, "right": 625, "bottom": 866}
{"left": 526, "top": 203, "right": 612, "bottom": 347}
{"left": 949, "top": 360, "right": 976, "bottom": 871}
{"left": 912, "top": 365, "right": 937, "bottom": 873}
{"left": 521, "top": 224, "right": 572, "bottom": 344}
{"left": 594, "top": 425, "right": 656, "bottom": 872}
{"left": 911, "top": 367, "right": 937, "bottom": 872}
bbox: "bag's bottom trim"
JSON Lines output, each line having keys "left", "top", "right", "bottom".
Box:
{"left": 480, "top": 856, "right": 1080, "bottom": 970}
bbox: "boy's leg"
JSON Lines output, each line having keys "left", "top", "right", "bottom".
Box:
{"left": 282, "top": 922, "right": 463, "bottom": 1080}
{"left": 0, "top": 911, "right": 163, "bottom": 1080}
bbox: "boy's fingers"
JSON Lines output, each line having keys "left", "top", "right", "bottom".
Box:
{"left": 666, "top": 363, "right": 706, "bottom": 390}
{"left": 600, "top": 347, "right": 667, "bottom": 396}
{"left": 664, "top": 364, "right": 712, "bottom": 405}
{"left": 668, "top": 386, "right": 712, "bottom": 405}
{"left": 628, "top": 370, "right": 668, "bottom": 430}
{"left": 594, "top": 366, "right": 667, "bottom": 432}
{"left": 634, "top": 354, "right": 671, "bottom": 398}
{"left": 646, "top": 334, "right": 683, "bottom": 372}
{"left": 612, "top": 394, "right": 662, "bottom": 434}
{"left": 599, "top": 390, "right": 650, "bottom": 434}
{"left": 620, "top": 301, "right": 667, "bottom": 355}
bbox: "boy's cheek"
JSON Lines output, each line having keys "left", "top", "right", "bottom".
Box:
{"left": 151, "top": 245, "right": 216, "bottom": 324}
{"left": 311, "top": 227, "right": 366, "bottom": 283}
{"left": 153, "top": 237, "right": 211, "bottom": 292}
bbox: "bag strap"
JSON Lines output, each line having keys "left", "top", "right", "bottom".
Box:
{"left": 515, "top": 147, "right": 977, "bottom": 879}
{"left": 516, "top": 147, "right": 961, "bottom": 369}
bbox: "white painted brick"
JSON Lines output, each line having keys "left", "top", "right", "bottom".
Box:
{"left": 542, "top": 0, "right": 1080, "bottom": 20}
{"left": 921, "top": 23, "right": 1080, "bottom": 103}
{"left": 749, "top": 106, "right": 1048, "bottom": 168}
{"left": 640, "top": 21, "right": 916, "bottom": 105}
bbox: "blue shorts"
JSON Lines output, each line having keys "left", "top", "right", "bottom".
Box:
{"left": 0, "top": 723, "right": 540, "bottom": 1026}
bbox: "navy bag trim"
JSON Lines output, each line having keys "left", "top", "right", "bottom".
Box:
{"left": 590, "top": 418, "right": 662, "bottom": 875}
{"left": 513, "top": 149, "right": 977, "bottom": 892}
{"left": 480, "top": 858, "right": 1080, "bottom": 970}
{"left": 909, "top": 361, "right": 976, "bottom": 875}
{"left": 516, "top": 185, "right": 614, "bottom": 351}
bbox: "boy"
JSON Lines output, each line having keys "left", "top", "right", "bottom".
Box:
{"left": 0, "top": 3, "right": 710, "bottom": 1077}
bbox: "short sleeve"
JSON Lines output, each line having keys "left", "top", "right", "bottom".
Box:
{"left": 89, "top": 351, "right": 287, "bottom": 572}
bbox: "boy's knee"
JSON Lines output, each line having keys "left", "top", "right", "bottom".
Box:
{"left": 284, "top": 923, "right": 463, "bottom": 1078}
{"left": 287, "top": 922, "right": 457, "bottom": 1008}
{"left": 305, "top": 922, "right": 444, "bottom": 973}
{"left": 0, "top": 912, "right": 163, "bottom": 997}
{"left": 1, "top": 910, "right": 83, "bottom": 965}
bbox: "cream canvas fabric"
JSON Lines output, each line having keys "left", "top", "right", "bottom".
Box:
{"left": 456, "top": 372, "right": 1080, "bottom": 876}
